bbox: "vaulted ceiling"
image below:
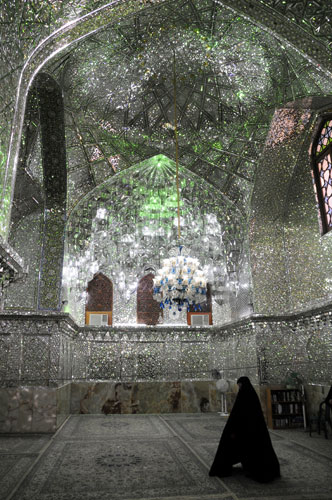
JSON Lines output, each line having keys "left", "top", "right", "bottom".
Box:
{"left": 36, "top": 0, "right": 332, "bottom": 218}
{"left": 2, "top": 0, "right": 332, "bottom": 225}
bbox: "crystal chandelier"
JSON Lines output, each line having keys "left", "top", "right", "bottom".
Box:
{"left": 153, "top": 246, "right": 207, "bottom": 311}
{"left": 153, "top": 52, "right": 208, "bottom": 312}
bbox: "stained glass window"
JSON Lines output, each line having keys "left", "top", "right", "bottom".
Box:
{"left": 313, "top": 118, "right": 332, "bottom": 234}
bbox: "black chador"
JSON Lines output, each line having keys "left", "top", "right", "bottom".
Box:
{"left": 209, "top": 376, "right": 280, "bottom": 482}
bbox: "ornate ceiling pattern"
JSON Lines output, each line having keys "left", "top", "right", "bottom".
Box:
{"left": 0, "top": 0, "right": 332, "bottom": 228}
{"left": 40, "top": 0, "right": 332, "bottom": 216}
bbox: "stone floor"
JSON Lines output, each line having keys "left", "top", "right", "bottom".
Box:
{"left": 0, "top": 413, "right": 331, "bottom": 500}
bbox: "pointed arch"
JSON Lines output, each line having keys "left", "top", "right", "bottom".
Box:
{"left": 137, "top": 272, "right": 161, "bottom": 326}
{"left": 85, "top": 272, "right": 113, "bottom": 326}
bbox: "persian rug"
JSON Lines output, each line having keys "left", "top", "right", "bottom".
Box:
{"left": 1, "top": 414, "right": 332, "bottom": 500}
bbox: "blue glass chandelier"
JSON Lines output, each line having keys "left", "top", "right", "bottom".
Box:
{"left": 153, "top": 246, "right": 207, "bottom": 312}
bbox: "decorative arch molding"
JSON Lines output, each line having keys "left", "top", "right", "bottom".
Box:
{"left": 2, "top": 0, "right": 332, "bottom": 238}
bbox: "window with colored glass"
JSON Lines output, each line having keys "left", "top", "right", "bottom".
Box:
{"left": 313, "top": 118, "right": 332, "bottom": 234}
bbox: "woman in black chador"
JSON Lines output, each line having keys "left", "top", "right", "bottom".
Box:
{"left": 209, "top": 376, "right": 280, "bottom": 482}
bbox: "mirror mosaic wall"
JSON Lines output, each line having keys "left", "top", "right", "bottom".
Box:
{"left": 3, "top": 0, "right": 332, "bottom": 320}
{"left": 1, "top": 0, "right": 332, "bottom": 406}
{"left": 64, "top": 154, "right": 251, "bottom": 325}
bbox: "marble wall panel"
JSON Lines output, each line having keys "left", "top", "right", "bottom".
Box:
{"left": 17, "top": 386, "right": 34, "bottom": 432}
{"left": 181, "top": 380, "right": 212, "bottom": 413}
{"left": 71, "top": 382, "right": 129, "bottom": 414}
{"left": 130, "top": 381, "right": 182, "bottom": 414}
{"left": 56, "top": 382, "right": 71, "bottom": 428}
{"left": 0, "top": 388, "right": 20, "bottom": 432}
{"left": 208, "top": 380, "right": 222, "bottom": 412}
{"left": 0, "top": 386, "right": 57, "bottom": 433}
{"left": 70, "top": 381, "right": 220, "bottom": 415}
{"left": 31, "top": 386, "right": 57, "bottom": 433}
{"left": 304, "top": 384, "right": 331, "bottom": 419}
{"left": 111, "top": 382, "right": 137, "bottom": 413}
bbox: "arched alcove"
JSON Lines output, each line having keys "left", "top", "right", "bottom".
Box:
{"left": 137, "top": 273, "right": 161, "bottom": 326}
{"left": 187, "top": 283, "right": 213, "bottom": 326}
{"left": 249, "top": 97, "right": 332, "bottom": 315}
{"left": 63, "top": 154, "right": 250, "bottom": 326}
{"left": 85, "top": 272, "right": 113, "bottom": 326}
{"left": 2, "top": 0, "right": 332, "bottom": 322}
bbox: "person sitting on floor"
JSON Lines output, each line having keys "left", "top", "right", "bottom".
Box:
{"left": 209, "top": 376, "right": 280, "bottom": 483}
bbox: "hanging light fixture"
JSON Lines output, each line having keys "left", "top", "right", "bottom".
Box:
{"left": 153, "top": 245, "right": 208, "bottom": 311}
{"left": 153, "top": 52, "right": 208, "bottom": 312}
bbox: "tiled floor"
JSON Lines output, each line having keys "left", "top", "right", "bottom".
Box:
{"left": 0, "top": 413, "right": 331, "bottom": 500}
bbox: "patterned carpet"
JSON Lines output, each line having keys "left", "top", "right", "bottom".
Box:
{"left": 1, "top": 413, "right": 332, "bottom": 500}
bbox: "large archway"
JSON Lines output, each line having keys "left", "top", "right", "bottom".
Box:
{"left": 63, "top": 154, "right": 249, "bottom": 326}
{"left": 1, "top": 0, "right": 332, "bottom": 239}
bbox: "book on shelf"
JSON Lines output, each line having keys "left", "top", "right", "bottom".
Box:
{"left": 266, "top": 387, "right": 306, "bottom": 429}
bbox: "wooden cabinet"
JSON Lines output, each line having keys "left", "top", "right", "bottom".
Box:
{"left": 266, "top": 387, "right": 306, "bottom": 429}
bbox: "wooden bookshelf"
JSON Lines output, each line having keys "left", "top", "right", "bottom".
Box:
{"left": 266, "top": 387, "right": 306, "bottom": 430}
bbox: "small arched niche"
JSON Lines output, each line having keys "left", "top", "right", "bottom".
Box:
{"left": 187, "top": 283, "right": 213, "bottom": 326}
{"left": 137, "top": 272, "right": 162, "bottom": 326}
{"left": 85, "top": 272, "right": 113, "bottom": 326}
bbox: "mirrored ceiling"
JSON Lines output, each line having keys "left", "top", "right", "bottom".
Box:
{"left": 35, "top": 0, "right": 332, "bottom": 216}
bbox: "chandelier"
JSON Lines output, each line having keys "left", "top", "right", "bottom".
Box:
{"left": 153, "top": 246, "right": 208, "bottom": 311}
{"left": 153, "top": 52, "right": 208, "bottom": 312}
